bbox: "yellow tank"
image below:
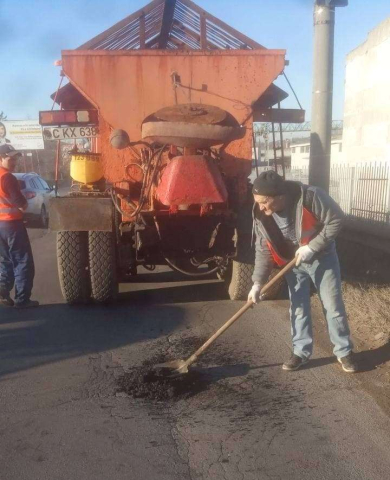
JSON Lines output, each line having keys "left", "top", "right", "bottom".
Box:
{"left": 70, "top": 153, "right": 103, "bottom": 184}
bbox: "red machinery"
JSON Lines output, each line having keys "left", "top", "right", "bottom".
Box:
{"left": 43, "top": 0, "right": 304, "bottom": 304}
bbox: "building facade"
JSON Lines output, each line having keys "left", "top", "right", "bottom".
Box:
{"left": 342, "top": 17, "right": 390, "bottom": 164}
{"left": 291, "top": 140, "right": 343, "bottom": 168}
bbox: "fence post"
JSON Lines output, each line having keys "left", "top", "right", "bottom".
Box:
{"left": 386, "top": 164, "right": 390, "bottom": 224}
{"left": 348, "top": 166, "right": 355, "bottom": 216}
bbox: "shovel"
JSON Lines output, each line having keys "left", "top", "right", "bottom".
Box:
{"left": 155, "top": 257, "right": 297, "bottom": 377}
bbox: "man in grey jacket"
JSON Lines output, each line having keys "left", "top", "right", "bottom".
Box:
{"left": 248, "top": 171, "right": 357, "bottom": 373}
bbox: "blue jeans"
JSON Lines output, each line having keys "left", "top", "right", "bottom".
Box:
{"left": 285, "top": 247, "right": 353, "bottom": 360}
{"left": 0, "top": 220, "right": 35, "bottom": 304}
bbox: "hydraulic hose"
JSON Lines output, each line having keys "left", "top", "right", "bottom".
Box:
{"left": 163, "top": 256, "right": 220, "bottom": 277}
{"left": 109, "top": 145, "right": 166, "bottom": 218}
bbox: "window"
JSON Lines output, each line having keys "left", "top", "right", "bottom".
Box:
{"left": 292, "top": 147, "right": 296, "bottom": 154}
{"left": 36, "top": 177, "right": 48, "bottom": 190}
{"left": 39, "top": 178, "right": 50, "bottom": 190}
{"left": 300, "top": 146, "right": 304, "bottom": 153}
{"left": 305, "top": 145, "right": 310, "bottom": 153}
{"left": 29, "top": 178, "right": 39, "bottom": 189}
{"left": 339, "top": 143, "right": 343, "bottom": 152}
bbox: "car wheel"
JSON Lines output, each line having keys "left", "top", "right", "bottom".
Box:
{"left": 40, "top": 205, "right": 48, "bottom": 228}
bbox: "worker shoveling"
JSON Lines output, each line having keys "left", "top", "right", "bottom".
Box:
{"left": 117, "top": 259, "right": 295, "bottom": 401}
{"left": 117, "top": 258, "right": 297, "bottom": 402}
{"left": 153, "top": 258, "right": 296, "bottom": 378}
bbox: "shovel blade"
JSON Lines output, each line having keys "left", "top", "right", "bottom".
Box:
{"left": 155, "top": 359, "right": 189, "bottom": 376}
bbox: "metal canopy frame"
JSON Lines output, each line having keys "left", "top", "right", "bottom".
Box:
{"left": 73, "top": 0, "right": 288, "bottom": 107}
{"left": 51, "top": 0, "right": 292, "bottom": 110}
{"left": 77, "top": 0, "right": 265, "bottom": 51}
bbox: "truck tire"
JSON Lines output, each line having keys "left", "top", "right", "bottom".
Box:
{"left": 228, "top": 260, "right": 254, "bottom": 300}
{"left": 57, "top": 231, "right": 90, "bottom": 304}
{"left": 88, "top": 231, "right": 118, "bottom": 303}
{"left": 227, "top": 261, "right": 286, "bottom": 301}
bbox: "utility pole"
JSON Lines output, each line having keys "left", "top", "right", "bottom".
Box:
{"left": 309, "top": 0, "right": 347, "bottom": 192}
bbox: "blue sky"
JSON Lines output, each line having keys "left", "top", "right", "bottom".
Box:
{"left": 1, "top": 0, "right": 389, "bottom": 121}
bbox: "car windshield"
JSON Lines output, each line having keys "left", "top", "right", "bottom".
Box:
{"left": 39, "top": 177, "right": 50, "bottom": 189}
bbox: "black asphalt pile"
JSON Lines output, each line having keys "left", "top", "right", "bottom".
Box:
{"left": 116, "top": 335, "right": 212, "bottom": 401}
{"left": 117, "top": 365, "right": 209, "bottom": 401}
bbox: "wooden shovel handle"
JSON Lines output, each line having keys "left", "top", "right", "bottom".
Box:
{"left": 182, "top": 257, "right": 297, "bottom": 370}
{"left": 260, "top": 257, "right": 297, "bottom": 298}
{"left": 182, "top": 301, "right": 254, "bottom": 370}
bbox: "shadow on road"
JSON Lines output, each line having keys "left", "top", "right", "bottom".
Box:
{"left": 124, "top": 270, "right": 220, "bottom": 284}
{"left": 276, "top": 343, "right": 390, "bottom": 373}
{"left": 247, "top": 356, "right": 336, "bottom": 372}
{"left": 118, "top": 280, "right": 229, "bottom": 304}
{"left": 302, "top": 356, "right": 336, "bottom": 370}
{"left": 354, "top": 341, "right": 390, "bottom": 372}
{"left": 0, "top": 302, "right": 187, "bottom": 379}
{"left": 197, "top": 363, "right": 251, "bottom": 380}
{"left": 25, "top": 222, "right": 48, "bottom": 230}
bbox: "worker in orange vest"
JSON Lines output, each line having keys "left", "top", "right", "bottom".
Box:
{"left": 248, "top": 171, "right": 357, "bottom": 373}
{"left": 0, "top": 144, "right": 38, "bottom": 308}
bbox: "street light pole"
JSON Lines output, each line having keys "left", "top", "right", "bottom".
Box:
{"left": 309, "top": 0, "right": 347, "bottom": 192}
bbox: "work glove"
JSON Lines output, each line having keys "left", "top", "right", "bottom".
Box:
{"left": 295, "top": 245, "right": 315, "bottom": 266}
{"left": 248, "top": 283, "right": 262, "bottom": 304}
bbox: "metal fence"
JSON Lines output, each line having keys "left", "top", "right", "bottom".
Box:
{"left": 251, "top": 164, "right": 390, "bottom": 229}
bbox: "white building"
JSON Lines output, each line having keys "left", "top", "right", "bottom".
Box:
{"left": 342, "top": 16, "right": 390, "bottom": 164}
{"left": 291, "top": 140, "right": 343, "bottom": 168}
{"left": 252, "top": 141, "right": 291, "bottom": 166}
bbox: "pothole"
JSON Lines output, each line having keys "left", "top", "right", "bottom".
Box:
{"left": 116, "top": 335, "right": 213, "bottom": 401}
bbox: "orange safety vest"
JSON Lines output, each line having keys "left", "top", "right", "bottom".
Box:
{"left": 0, "top": 167, "right": 24, "bottom": 221}
{"left": 266, "top": 207, "right": 319, "bottom": 267}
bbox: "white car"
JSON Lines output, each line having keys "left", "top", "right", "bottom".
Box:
{"left": 13, "top": 173, "right": 55, "bottom": 228}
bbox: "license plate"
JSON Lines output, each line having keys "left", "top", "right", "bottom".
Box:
{"left": 43, "top": 126, "right": 99, "bottom": 140}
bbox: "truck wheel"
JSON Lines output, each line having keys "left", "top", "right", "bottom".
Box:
{"left": 57, "top": 231, "right": 90, "bottom": 304}
{"left": 88, "top": 231, "right": 118, "bottom": 303}
{"left": 228, "top": 260, "right": 254, "bottom": 300}
{"left": 227, "top": 262, "right": 286, "bottom": 301}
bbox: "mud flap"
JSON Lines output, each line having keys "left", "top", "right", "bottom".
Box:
{"left": 49, "top": 197, "right": 113, "bottom": 232}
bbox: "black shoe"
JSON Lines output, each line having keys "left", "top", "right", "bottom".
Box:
{"left": 282, "top": 354, "right": 309, "bottom": 371}
{"left": 0, "top": 295, "right": 14, "bottom": 307}
{"left": 14, "top": 300, "right": 40, "bottom": 309}
{"left": 338, "top": 352, "right": 359, "bottom": 373}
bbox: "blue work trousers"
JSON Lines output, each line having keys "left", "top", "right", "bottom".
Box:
{"left": 285, "top": 247, "right": 353, "bottom": 360}
{"left": 0, "top": 220, "right": 35, "bottom": 304}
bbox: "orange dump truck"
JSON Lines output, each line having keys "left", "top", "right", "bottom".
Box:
{"left": 41, "top": 0, "right": 304, "bottom": 304}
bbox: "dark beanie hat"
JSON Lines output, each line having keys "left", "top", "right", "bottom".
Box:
{"left": 252, "top": 171, "right": 286, "bottom": 197}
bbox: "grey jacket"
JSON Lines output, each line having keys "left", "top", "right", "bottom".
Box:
{"left": 252, "top": 182, "right": 344, "bottom": 286}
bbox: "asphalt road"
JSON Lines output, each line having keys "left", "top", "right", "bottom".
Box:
{"left": 1, "top": 227, "right": 390, "bottom": 479}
